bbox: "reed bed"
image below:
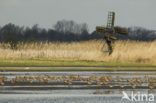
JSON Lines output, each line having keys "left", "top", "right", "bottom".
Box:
{"left": 0, "top": 40, "right": 156, "bottom": 64}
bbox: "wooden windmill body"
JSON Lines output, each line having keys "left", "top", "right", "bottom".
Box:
{"left": 96, "top": 12, "right": 127, "bottom": 55}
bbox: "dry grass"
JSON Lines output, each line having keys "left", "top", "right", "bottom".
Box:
{"left": 0, "top": 40, "right": 156, "bottom": 64}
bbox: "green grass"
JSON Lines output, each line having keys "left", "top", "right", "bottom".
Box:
{"left": 0, "top": 58, "right": 155, "bottom": 67}
{"left": 1, "top": 67, "right": 156, "bottom": 71}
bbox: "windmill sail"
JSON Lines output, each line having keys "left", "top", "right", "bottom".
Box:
{"left": 107, "top": 12, "right": 115, "bottom": 29}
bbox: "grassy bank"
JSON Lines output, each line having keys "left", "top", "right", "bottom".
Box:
{"left": 0, "top": 58, "right": 155, "bottom": 67}
{"left": 1, "top": 67, "right": 156, "bottom": 71}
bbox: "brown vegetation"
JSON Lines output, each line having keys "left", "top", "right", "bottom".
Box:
{"left": 0, "top": 40, "right": 156, "bottom": 64}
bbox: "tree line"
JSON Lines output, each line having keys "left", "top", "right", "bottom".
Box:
{"left": 0, "top": 20, "right": 156, "bottom": 48}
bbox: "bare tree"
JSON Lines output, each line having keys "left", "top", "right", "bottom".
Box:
{"left": 54, "top": 20, "right": 89, "bottom": 34}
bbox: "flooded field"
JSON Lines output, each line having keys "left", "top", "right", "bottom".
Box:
{"left": 0, "top": 71, "right": 156, "bottom": 103}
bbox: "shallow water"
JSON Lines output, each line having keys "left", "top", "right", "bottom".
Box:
{"left": 0, "top": 71, "right": 156, "bottom": 103}
{"left": 1, "top": 89, "right": 156, "bottom": 103}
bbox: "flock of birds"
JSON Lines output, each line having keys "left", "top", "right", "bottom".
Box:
{"left": 0, "top": 74, "right": 155, "bottom": 89}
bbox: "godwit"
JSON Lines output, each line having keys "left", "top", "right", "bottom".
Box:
{"left": 119, "top": 84, "right": 124, "bottom": 88}
{"left": 148, "top": 82, "right": 154, "bottom": 89}
{"left": 96, "top": 81, "right": 102, "bottom": 86}
{"left": 130, "top": 84, "right": 135, "bottom": 89}
{"left": 108, "top": 84, "right": 113, "bottom": 88}
{"left": 0, "top": 80, "right": 4, "bottom": 85}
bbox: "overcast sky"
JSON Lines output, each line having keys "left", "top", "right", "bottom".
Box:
{"left": 0, "top": 0, "right": 156, "bottom": 32}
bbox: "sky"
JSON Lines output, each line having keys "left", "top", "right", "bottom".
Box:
{"left": 0, "top": 0, "right": 156, "bottom": 32}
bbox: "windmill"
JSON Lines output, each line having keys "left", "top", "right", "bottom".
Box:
{"left": 96, "top": 11, "right": 127, "bottom": 55}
